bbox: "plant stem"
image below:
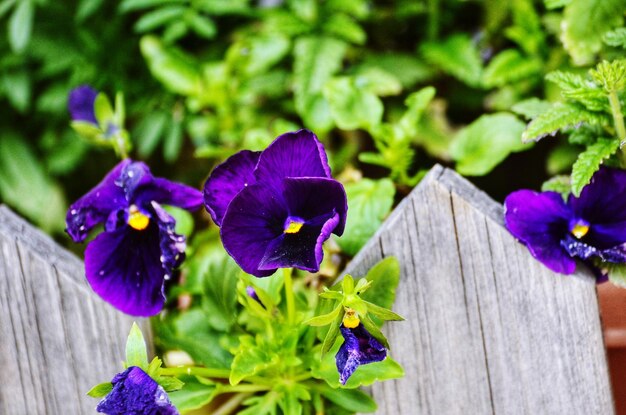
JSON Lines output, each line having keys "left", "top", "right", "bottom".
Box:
{"left": 609, "top": 90, "right": 626, "bottom": 165}
{"left": 212, "top": 393, "right": 252, "bottom": 415}
{"left": 427, "top": 0, "right": 439, "bottom": 40}
{"left": 160, "top": 367, "right": 231, "bottom": 378}
{"left": 283, "top": 267, "right": 296, "bottom": 325}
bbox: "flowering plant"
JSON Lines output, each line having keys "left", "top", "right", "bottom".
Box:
{"left": 65, "top": 86, "right": 404, "bottom": 414}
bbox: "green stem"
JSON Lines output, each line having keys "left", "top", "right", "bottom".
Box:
{"left": 283, "top": 267, "right": 296, "bottom": 325}
{"left": 609, "top": 90, "right": 626, "bottom": 166}
{"left": 218, "top": 384, "right": 271, "bottom": 394}
{"left": 160, "top": 367, "right": 231, "bottom": 378}
{"left": 212, "top": 393, "right": 252, "bottom": 415}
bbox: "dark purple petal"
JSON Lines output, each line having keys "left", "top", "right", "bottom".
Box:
{"left": 220, "top": 183, "right": 287, "bottom": 277}
{"left": 152, "top": 202, "right": 187, "bottom": 273}
{"left": 115, "top": 161, "right": 154, "bottom": 202}
{"left": 85, "top": 224, "right": 166, "bottom": 316}
{"left": 138, "top": 178, "right": 203, "bottom": 211}
{"left": 336, "top": 324, "right": 387, "bottom": 385}
{"left": 570, "top": 167, "right": 626, "bottom": 249}
{"left": 257, "top": 212, "right": 339, "bottom": 273}
{"left": 68, "top": 85, "right": 98, "bottom": 124}
{"left": 254, "top": 130, "right": 332, "bottom": 189}
{"left": 282, "top": 177, "right": 347, "bottom": 236}
{"left": 203, "top": 150, "right": 260, "bottom": 225}
{"left": 97, "top": 366, "right": 178, "bottom": 415}
{"left": 504, "top": 190, "right": 576, "bottom": 274}
{"left": 66, "top": 160, "right": 130, "bottom": 242}
{"left": 561, "top": 234, "right": 626, "bottom": 262}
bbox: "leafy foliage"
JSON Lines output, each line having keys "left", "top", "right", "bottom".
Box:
{"left": 570, "top": 138, "right": 619, "bottom": 196}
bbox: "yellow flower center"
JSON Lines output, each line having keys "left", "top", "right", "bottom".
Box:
{"left": 343, "top": 308, "right": 360, "bottom": 328}
{"left": 128, "top": 205, "right": 150, "bottom": 231}
{"left": 571, "top": 223, "right": 589, "bottom": 239}
{"left": 284, "top": 220, "right": 304, "bottom": 234}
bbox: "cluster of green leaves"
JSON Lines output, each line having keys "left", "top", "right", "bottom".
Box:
{"left": 150, "top": 243, "right": 403, "bottom": 414}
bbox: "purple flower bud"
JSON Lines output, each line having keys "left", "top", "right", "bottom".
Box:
{"left": 68, "top": 85, "right": 99, "bottom": 125}
{"left": 335, "top": 324, "right": 387, "bottom": 385}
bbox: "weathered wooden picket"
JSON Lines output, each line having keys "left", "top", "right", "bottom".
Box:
{"left": 0, "top": 164, "right": 614, "bottom": 414}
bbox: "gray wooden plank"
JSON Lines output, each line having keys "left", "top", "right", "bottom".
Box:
{"left": 0, "top": 205, "right": 150, "bottom": 414}
{"left": 346, "top": 165, "right": 613, "bottom": 415}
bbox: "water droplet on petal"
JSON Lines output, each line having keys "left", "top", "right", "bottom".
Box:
{"left": 99, "top": 270, "right": 104, "bottom": 276}
{"left": 70, "top": 209, "right": 77, "bottom": 215}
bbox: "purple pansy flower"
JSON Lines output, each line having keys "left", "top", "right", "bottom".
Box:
{"left": 203, "top": 130, "right": 348, "bottom": 277}
{"left": 97, "top": 366, "right": 179, "bottom": 415}
{"left": 504, "top": 167, "right": 626, "bottom": 280}
{"left": 336, "top": 324, "right": 387, "bottom": 385}
{"left": 68, "top": 85, "right": 99, "bottom": 125}
{"left": 66, "top": 159, "right": 202, "bottom": 316}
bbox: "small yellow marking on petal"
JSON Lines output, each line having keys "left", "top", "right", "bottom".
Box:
{"left": 284, "top": 220, "right": 304, "bottom": 234}
{"left": 128, "top": 205, "right": 150, "bottom": 231}
{"left": 571, "top": 224, "right": 589, "bottom": 239}
{"left": 343, "top": 308, "right": 360, "bottom": 328}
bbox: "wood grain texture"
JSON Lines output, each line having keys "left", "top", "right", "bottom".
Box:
{"left": 346, "top": 165, "right": 614, "bottom": 415}
{"left": 0, "top": 205, "right": 150, "bottom": 415}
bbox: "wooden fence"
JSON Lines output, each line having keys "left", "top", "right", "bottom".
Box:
{"left": 0, "top": 164, "right": 614, "bottom": 414}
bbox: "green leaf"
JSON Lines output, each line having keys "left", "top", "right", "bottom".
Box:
{"left": 9, "top": 0, "right": 33, "bottom": 52}
{"left": 482, "top": 49, "right": 541, "bottom": 88}
{"left": 156, "top": 376, "right": 185, "bottom": 392}
{"left": 541, "top": 175, "right": 571, "bottom": 200}
{"left": 239, "top": 393, "right": 279, "bottom": 415}
{"left": 76, "top": 0, "right": 104, "bottom": 21}
{"left": 361, "top": 53, "right": 434, "bottom": 88}
{"left": 354, "top": 67, "right": 402, "bottom": 96}
{"left": 604, "top": 28, "right": 626, "bottom": 49}
{"left": 363, "top": 300, "right": 404, "bottom": 322}
{"left": 94, "top": 93, "right": 115, "bottom": 127}
{"left": 162, "top": 206, "right": 194, "bottom": 237}
{"left": 293, "top": 35, "right": 346, "bottom": 131}
{"left": 134, "top": 6, "right": 185, "bottom": 33}
{"left": 318, "top": 385, "right": 377, "bottom": 413}
{"left": 228, "top": 33, "right": 290, "bottom": 77}
{"left": 119, "top": 0, "right": 186, "bottom": 13}
{"left": 570, "top": 138, "right": 619, "bottom": 197}
{"left": 359, "top": 257, "right": 400, "bottom": 311}
{"left": 421, "top": 34, "right": 483, "bottom": 87}
{"left": 0, "top": 134, "right": 66, "bottom": 233}
{"left": 187, "top": 13, "right": 216, "bottom": 39}
{"left": 304, "top": 304, "right": 342, "bottom": 327}
{"left": 560, "top": 0, "right": 624, "bottom": 65}
{"left": 451, "top": 113, "right": 530, "bottom": 176}
{"left": 322, "top": 13, "right": 366, "bottom": 45}
{"left": 135, "top": 111, "right": 169, "bottom": 157}
{"left": 168, "top": 375, "right": 217, "bottom": 412}
{"left": 607, "top": 263, "right": 626, "bottom": 288}
{"left": 547, "top": 144, "right": 579, "bottom": 175}
{"left": 398, "top": 86, "right": 436, "bottom": 137}
{"left": 86, "top": 382, "right": 113, "bottom": 398}
{"left": 1, "top": 71, "right": 31, "bottom": 112}
{"left": 125, "top": 322, "right": 149, "bottom": 370}
{"left": 321, "top": 308, "right": 343, "bottom": 356}
{"left": 140, "top": 35, "right": 202, "bottom": 96}
{"left": 511, "top": 98, "right": 552, "bottom": 120}
{"left": 163, "top": 118, "right": 183, "bottom": 162}
{"left": 522, "top": 103, "right": 608, "bottom": 142}
{"left": 229, "top": 338, "right": 276, "bottom": 385}
{"left": 313, "top": 342, "right": 404, "bottom": 388}
{"left": 201, "top": 253, "right": 240, "bottom": 331}
{"left": 336, "top": 179, "right": 395, "bottom": 256}
{"left": 544, "top": 0, "right": 571, "bottom": 9}
{"left": 324, "top": 77, "right": 383, "bottom": 130}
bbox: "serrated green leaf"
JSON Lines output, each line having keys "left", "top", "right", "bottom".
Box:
{"left": 604, "top": 28, "right": 626, "bottom": 49}
{"left": 571, "top": 138, "right": 619, "bottom": 196}
{"left": 303, "top": 305, "right": 342, "bottom": 327}
{"left": 9, "top": 0, "right": 33, "bottom": 52}
{"left": 545, "top": 70, "right": 587, "bottom": 91}
{"left": 560, "top": 0, "right": 624, "bottom": 65}
{"left": 318, "top": 385, "right": 377, "bottom": 413}
{"left": 451, "top": 113, "right": 530, "bottom": 175}
{"left": 86, "top": 382, "right": 113, "bottom": 398}
{"left": 482, "top": 49, "right": 541, "bottom": 88}
{"left": 421, "top": 34, "right": 483, "bottom": 87}
{"left": 125, "top": 322, "right": 149, "bottom": 370}
{"left": 522, "top": 103, "right": 608, "bottom": 142}
{"left": 229, "top": 339, "right": 276, "bottom": 385}
{"left": 336, "top": 179, "right": 395, "bottom": 256}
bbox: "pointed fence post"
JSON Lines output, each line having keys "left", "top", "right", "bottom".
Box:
{"left": 346, "top": 165, "right": 614, "bottom": 415}
{"left": 0, "top": 205, "right": 149, "bottom": 414}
